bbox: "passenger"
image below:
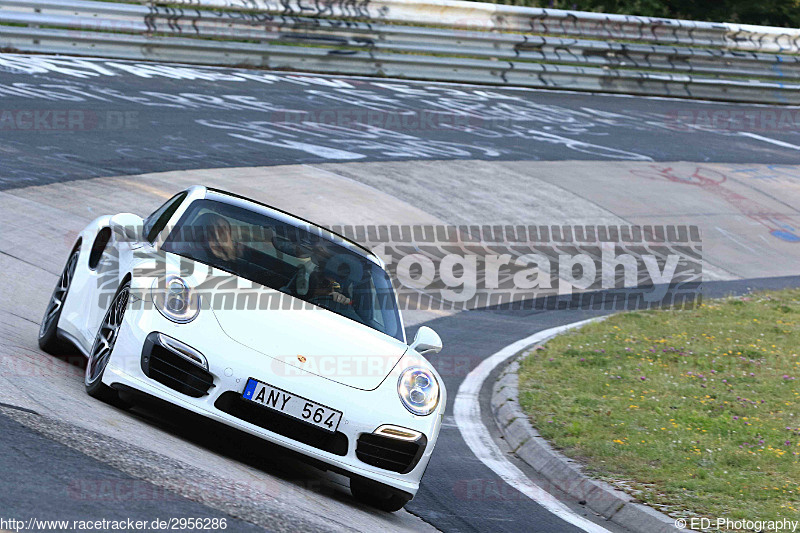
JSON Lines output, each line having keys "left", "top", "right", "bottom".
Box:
{"left": 198, "top": 212, "right": 240, "bottom": 263}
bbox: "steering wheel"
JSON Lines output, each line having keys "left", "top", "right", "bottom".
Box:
{"left": 310, "top": 294, "right": 341, "bottom": 305}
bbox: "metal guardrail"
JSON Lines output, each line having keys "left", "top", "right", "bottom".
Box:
{"left": 104, "top": 0, "right": 800, "bottom": 54}
{"left": 1, "top": 0, "right": 799, "bottom": 104}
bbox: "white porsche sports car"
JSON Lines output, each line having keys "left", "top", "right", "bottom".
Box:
{"left": 38, "top": 185, "right": 445, "bottom": 512}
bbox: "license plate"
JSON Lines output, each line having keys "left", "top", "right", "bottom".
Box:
{"left": 242, "top": 378, "right": 343, "bottom": 433}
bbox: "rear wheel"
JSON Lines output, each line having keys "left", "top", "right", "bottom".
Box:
{"left": 85, "top": 282, "right": 130, "bottom": 406}
{"left": 350, "top": 478, "right": 411, "bottom": 512}
{"left": 38, "top": 246, "right": 80, "bottom": 354}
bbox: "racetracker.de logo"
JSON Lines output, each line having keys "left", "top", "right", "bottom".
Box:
{"left": 0, "top": 109, "right": 138, "bottom": 131}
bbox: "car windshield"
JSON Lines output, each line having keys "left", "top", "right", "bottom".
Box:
{"left": 161, "top": 199, "right": 404, "bottom": 341}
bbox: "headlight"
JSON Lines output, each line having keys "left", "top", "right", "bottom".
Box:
{"left": 397, "top": 366, "right": 439, "bottom": 416}
{"left": 151, "top": 275, "right": 200, "bottom": 323}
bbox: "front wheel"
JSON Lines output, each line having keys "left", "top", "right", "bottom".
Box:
{"left": 85, "top": 282, "right": 130, "bottom": 405}
{"left": 350, "top": 478, "right": 411, "bottom": 512}
{"left": 39, "top": 246, "right": 80, "bottom": 354}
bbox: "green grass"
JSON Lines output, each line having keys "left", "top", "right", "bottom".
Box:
{"left": 518, "top": 289, "right": 800, "bottom": 523}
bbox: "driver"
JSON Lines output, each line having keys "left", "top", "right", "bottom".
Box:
{"left": 303, "top": 242, "right": 352, "bottom": 305}
{"left": 308, "top": 269, "right": 351, "bottom": 305}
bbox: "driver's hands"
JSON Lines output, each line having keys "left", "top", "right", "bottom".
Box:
{"left": 330, "top": 291, "right": 351, "bottom": 305}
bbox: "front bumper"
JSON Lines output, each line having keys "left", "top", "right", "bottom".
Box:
{"left": 104, "top": 300, "right": 445, "bottom": 496}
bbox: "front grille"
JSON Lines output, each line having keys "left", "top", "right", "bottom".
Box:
{"left": 141, "top": 333, "right": 214, "bottom": 398}
{"left": 356, "top": 433, "right": 427, "bottom": 474}
{"left": 214, "top": 392, "right": 348, "bottom": 456}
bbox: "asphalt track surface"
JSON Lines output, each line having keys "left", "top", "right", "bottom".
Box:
{"left": 1, "top": 54, "right": 800, "bottom": 533}
{"left": 0, "top": 406, "right": 264, "bottom": 533}
{"left": 1, "top": 54, "right": 800, "bottom": 190}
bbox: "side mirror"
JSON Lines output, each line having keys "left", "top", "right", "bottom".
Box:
{"left": 110, "top": 212, "right": 144, "bottom": 244}
{"left": 410, "top": 326, "right": 442, "bottom": 356}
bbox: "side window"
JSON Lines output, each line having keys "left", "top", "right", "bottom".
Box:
{"left": 143, "top": 192, "right": 187, "bottom": 243}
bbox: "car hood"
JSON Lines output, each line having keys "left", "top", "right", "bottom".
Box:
{"left": 210, "top": 291, "right": 409, "bottom": 391}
